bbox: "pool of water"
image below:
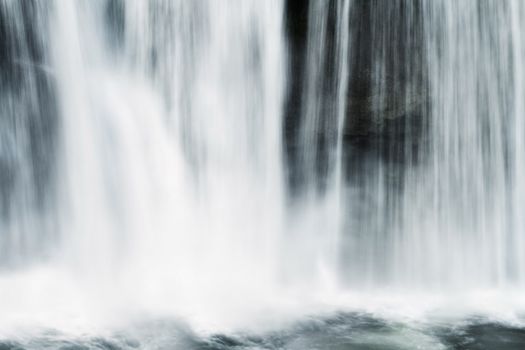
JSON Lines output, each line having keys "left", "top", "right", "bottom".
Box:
{"left": 3, "top": 313, "right": 525, "bottom": 350}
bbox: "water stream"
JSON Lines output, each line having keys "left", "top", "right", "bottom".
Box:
{"left": 1, "top": 0, "right": 525, "bottom": 348}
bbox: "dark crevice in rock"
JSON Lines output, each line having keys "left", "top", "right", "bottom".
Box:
{"left": 283, "top": 0, "right": 310, "bottom": 192}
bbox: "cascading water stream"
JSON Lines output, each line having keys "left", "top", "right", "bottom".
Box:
{"left": 1, "top": 0, "right": 525, "bottom": 348}
{"left": 287, "top": 0, "right": 350, "bottom": 292}
{"left": 339, "top": 0, "right": 525, "bottom": 290}
{"left": 1, "top": 0, "right": 291, "bottom": 333}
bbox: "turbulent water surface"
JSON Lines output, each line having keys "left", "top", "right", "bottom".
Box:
{"left": 3, "top": 314, "right": 525, "bottom": 350}
{"left": 2, "top": 0, "right": 525, "bottom": 349}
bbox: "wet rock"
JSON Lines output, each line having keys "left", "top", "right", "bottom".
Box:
{"left": 284, "top": 0, "right": 429, "bottom": 166}
{"left": 343, "top": 0, "right": 429, "bottom": 161}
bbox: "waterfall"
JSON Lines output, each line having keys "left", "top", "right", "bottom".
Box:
{"left": 0, "top": 1, "right": 56, "bottom": 267}
{"left": 284, "top": 0, "right": 350, "bottom": 291}
{"left": 396, "top": 0, "right": 523, "bottom": 287}
{"left": 2, "top": 0, "right": 525, "bottom": 344}
{"left": 51, "top": 0, "right": 286, "bottom": 292}
{"left": 0, "top": 0, "right": 289, "bottom": 332}
{"left": 338, "top": 0, "right": 525, "bottom": 290}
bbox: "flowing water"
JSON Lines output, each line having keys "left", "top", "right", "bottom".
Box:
{"left": 341, "top": 0, "right": 525, "bottom": 289}
{"left": 1, "top": 0, "right": 525, "bottom": 349}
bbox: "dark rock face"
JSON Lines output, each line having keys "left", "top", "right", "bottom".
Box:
{"left": 283, "top": 0, "right": 310, "bottom": 192}
{"left": 344, "top": 0, "right": 428, "bottom": 165}
{"left": 285, "top": 0, "right": 350, "bottom": 194}
{"left": 105, "top": 0, "right": 126, "bottom": 50}
{"left": 284, "top": 0, "right": 429, "bottom": 168}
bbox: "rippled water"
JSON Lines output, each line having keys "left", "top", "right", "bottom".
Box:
{"left": 3, "top": 313, "right": 525, "bottom": 350}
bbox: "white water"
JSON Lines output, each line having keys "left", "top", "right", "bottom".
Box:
{"left": 1, "top": 0, "right": 291, "bottom": 334}
{"left": 1, "top": 0, "right": 525, "bottom": 341}
{"left": 333, "top": 1, "right": 525, "bottom": 292}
